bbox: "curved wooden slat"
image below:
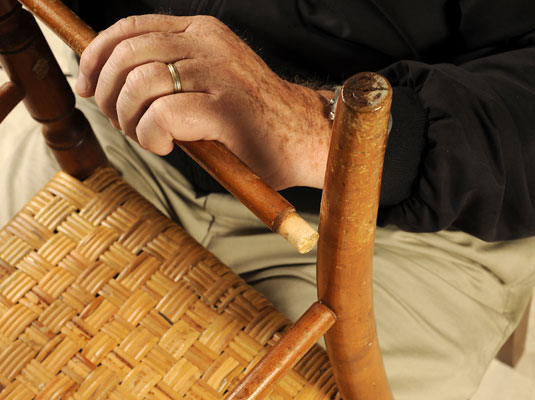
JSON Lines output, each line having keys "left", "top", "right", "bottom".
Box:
{"left": 317, "top": 72, "right": 394, "bottom": 400}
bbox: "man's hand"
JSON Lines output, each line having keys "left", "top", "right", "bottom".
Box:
{"left": 76, "top": 14, "right": 332, "bottom": 190}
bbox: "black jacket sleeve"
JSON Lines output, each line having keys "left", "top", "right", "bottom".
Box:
{"left": 378, "top": 35, "right": 535, "bottom": 241}
{"left": 200, "top": 0, "right": 535, "bottom": 241}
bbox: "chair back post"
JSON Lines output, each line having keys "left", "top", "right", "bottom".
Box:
{"left": 0, "top": 0, "right": 106, "bottom": 179}
{"left": 317, "top": 72, "right": 393, "bottom": 399}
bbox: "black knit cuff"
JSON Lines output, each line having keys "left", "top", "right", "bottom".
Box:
{"left": 379, "top": 86, "right": 427, "bottom": 206}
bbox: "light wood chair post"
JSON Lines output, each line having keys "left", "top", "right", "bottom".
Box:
{"left": 224, "top": 73, "right": 394, "bottom": 399}
{"left": 0, "top": 0, "right": 107, "bottom": 179}
{"left": 1, "top": 1, "right": 395, "bottom": 398}
{"left": 317, "top": 73, "right": 393, "bottom": 399}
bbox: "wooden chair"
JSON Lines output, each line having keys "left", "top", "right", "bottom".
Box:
{"left": 0, "top": 0, "right": 393, "bottom": 398}
{"left": 3, "top": 0, "right": 529, "bottom": 399}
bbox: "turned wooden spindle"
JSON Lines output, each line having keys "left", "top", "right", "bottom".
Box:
{"left": 0, "top": 81, "right": 24, "bottom": 122}
{"left": 317, "top": 72, "right": 394, "bottom": 400}
{"left": 0, "top": 0, "right": 107, "bottom": 179}
{"left": 18, "top": 0, "right": 318, "bottom": 253}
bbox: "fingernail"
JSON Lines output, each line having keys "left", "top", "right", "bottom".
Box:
{"left": 75, "top": 73, "right": 89, "bottom": 95}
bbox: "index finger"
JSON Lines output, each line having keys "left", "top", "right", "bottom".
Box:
{"left": 76, "top": 14, "right": 194, "bottom": 97}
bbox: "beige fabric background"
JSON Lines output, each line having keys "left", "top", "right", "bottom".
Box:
{"left": 1, "top": 62, "right": 534, "bottom": 399}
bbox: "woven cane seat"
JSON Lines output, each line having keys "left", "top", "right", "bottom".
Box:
{"left": 0, "top": 167, "right": 337, "bottom": 399}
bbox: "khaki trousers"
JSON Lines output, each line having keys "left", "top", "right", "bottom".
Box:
{"left": 1, "top": 73, "right": 534, "bottom": 399}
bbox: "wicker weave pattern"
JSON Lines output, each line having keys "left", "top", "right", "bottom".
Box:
{"left": 0, "top": 167, "right": 337, "bottom": 399}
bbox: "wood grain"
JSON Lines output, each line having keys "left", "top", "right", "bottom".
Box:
{"left": 317, "top": 72, "right": 394, "bottom": 400}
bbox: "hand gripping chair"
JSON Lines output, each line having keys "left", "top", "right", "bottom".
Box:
{"left": 0, "top": 0, "right": 395, "bottom": 398}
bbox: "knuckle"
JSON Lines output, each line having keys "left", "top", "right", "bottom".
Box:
{"left": 195, "top": 15, "right": 217, "bottom": 25}
{"left": 193, "top": 15, "right": 225, "bottom": 31}
{"left": 147, "top": 97, "right": 171, "bottom": 130}
{"left": 124, "top": 65, "right": 148, "bottom": 93}
{"left": 136, "top": 129, "right": 150, "bottom": 149}
{"left": 116, "top": 16, "right": 139, "bottom": 36}
{"left": 113, "top": 38, "right": 136, "bottom": 60}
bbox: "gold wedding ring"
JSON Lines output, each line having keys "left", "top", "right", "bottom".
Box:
{"left": 167, "top": 63, "right": 182, "bottom": 93}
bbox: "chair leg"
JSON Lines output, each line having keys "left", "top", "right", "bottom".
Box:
{"left": 497, "top": 298, "right": 531, "bottom": 367}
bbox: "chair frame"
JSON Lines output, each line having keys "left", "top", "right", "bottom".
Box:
{"left": 4, "top": 0, "right": 526, "bottom": 398}
{"left": 0, "top": 1, "right": 394, "bottom": 397}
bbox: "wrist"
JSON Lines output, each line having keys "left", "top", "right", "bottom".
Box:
{"left": 281, "top": 84, "right": 333, "bottom": 189}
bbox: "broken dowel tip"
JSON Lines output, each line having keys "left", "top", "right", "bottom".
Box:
{"left": 277, "top": 212, "right": 319, "bottom": 254}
